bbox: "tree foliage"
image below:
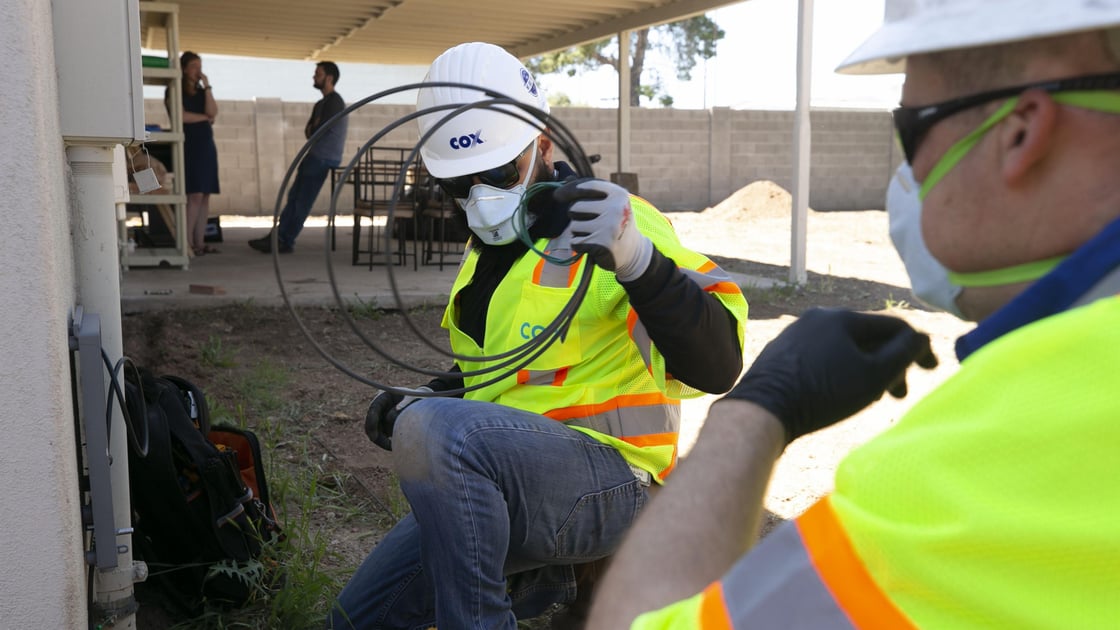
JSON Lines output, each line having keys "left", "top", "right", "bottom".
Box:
{"left": 527, "top": 15, "right": 725, "bottom": 107}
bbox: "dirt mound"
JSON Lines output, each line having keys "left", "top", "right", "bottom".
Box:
{"left": 704, "top": 180, "right": 813, "bottom": 222}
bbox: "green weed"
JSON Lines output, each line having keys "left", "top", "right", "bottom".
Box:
{"left": 816, "top": 267, "right": 838, "bottom": 293}
{"left": 348, "top": 295, "right": 382, "bottom": 320}
{"left": 743, "top": 281, "right": 800, "bottom": 304}
{"left": 883, "top": 293, "right": 911, "bottom": 311}
{"left": 199, "top": 335, "right": 237, "bottom": 368}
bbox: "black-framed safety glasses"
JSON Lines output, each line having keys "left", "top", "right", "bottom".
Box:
{"left": 892, "top": 71, "right": 1120, "bottom": 164}
{"left": 434, "top": 143, "right": 533, "bottom": 199}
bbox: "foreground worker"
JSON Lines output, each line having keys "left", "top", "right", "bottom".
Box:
{"left": 587, "top": 1, "right": 1120, "bottom": 627}
{"left": 328, "top": 42, "right": 748, "bottom": 629}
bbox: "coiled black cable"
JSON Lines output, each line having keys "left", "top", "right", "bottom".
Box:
{"left": 270, "top": 81, "right": 598, "bottom": 397}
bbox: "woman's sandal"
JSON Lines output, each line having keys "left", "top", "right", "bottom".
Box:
{"left": 202, "top": 245, "right": 220, "bottom": 254}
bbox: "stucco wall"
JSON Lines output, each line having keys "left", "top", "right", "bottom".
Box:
{"left": 1, "top": 0, "right": 86, "bottom": 627}
{"left": 144, "top": 98, "right": 899, "bottom": 215}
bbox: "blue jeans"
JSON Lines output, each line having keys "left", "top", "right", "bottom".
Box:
{"left": 328, "top": 398, "right": 649, "bottom": 629}
{"left": 277, "top": 153, "right": 337, "bottom": 249}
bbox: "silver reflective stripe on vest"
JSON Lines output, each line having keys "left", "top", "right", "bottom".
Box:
{"left": 680, "top": 264, "right": 735, "bottom": 287}
{"left": 519, "top": 368, "right": 565, "bottom": 386}
{"left": 719, "top": 521, "right": 855, "bottom": 628}
{"left": 536, "top": 233, "right": 577, "bottom": 288}
{"left": 563, "top": 401, "right": 680, "bottom": 440}
{"left": 630, "top": 316, "right": 654, "bottom": 370}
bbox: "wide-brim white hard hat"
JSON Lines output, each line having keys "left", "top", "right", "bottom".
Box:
{"left": 416, "top": 42, "right": 550, "bottom": 179}
{"left": 838, "top": 0, "right": 1120, "bottom": 75}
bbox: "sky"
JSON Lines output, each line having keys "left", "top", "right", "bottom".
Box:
{"left": 148, "top": 0, "right": 902, "bottom": 111}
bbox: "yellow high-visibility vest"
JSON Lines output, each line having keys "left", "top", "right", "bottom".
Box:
{"left": 443, "top": 195, "right": 747, "bottom": 481}
{"left": 633, "top": 294, "right": 1120, "bottom": 628}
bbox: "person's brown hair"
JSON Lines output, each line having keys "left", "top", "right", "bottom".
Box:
{"left": 180, "top": 50, "right": 201, "bottom": 95}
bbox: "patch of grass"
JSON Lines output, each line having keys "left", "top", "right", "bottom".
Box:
{"left": 367, "top": 471, "right": 409, "bottom": 532}
{"left": 883, "top": 293, "right": 911, "bottom": 311}
{"left": 743, "top": 281, "right": 800, "bottom": 305}
{"left": 248, "top": 459, "right": 353, "bottom": 628}
{"left": 348, "top": 295, "right": 383, "bottom": 320}
{"left": 236, "top": 363, "right": 290, "bottom": 415}
{"left": 199, "top": 335, "right": 237, "bottom": 368}
{"left": 815, "top": 267, "right": 838, "bottom": 294}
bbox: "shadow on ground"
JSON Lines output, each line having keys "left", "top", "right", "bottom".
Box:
{"left": 708, "top": 255, "right": 924, "bottom": 320}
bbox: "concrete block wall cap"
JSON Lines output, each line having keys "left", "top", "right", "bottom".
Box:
{"left": 838, "top": 0, "right": 1120, "bottom": 75}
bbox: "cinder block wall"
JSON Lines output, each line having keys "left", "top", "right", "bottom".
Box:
{"left": 144, "top": 99, "right": 898, "bottom": 213}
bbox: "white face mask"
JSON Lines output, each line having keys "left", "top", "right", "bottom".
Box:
{"left": 458, "top": 141, "right": 538, "bottom": 245}
{"left": 887, "top": 164, "right": 964, "bottom": 318}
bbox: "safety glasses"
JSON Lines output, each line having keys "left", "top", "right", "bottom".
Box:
{"left": 434, "top": 144, "right": 533, "bottom": 199}
{"left": 892, "top": 71, "right": 1120, "bottom": 164}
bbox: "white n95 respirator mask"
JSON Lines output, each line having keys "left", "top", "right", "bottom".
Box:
{"left": 458, "top": 142, "right": 539, "bottom": 245}
{"left": 887, "top": 164, "right": 964, "bottom": 318}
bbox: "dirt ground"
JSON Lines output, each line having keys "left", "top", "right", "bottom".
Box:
{"left": 121, "top": 181, "right": 973, "bottom": 626}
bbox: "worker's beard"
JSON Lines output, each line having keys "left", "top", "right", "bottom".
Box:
{"left": 525, "top": 159, "right": 571, "bottom": 239}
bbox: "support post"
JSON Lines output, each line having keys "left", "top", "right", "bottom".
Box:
{"left": 612, "top": 30, "right": 639, "bottom": 193}
{"left": 790, "top": 0, "right": 814, "bottom": 285}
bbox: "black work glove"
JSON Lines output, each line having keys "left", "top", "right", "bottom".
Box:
{"left": 363, "top": 386, "right": 432, "bottom": 451}
{"left": 724, "top": 308, "right": 937, "bottom": 444}
{"left": 553, "top": 177, "right": 653, "bottom": 282}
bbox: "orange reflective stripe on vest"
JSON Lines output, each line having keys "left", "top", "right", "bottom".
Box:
{"left": 699, "top": 582, "right": 733, "bottom": 629}
{"left": 798, "top": 499, "right": 915, "bottom": 629}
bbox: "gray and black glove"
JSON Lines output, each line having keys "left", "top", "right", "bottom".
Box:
{"left": 724, "top": 308, "right": 937, "bottom": 444}
{"left": 364, "top": 386, "right": 432, "bottom": 451}
{"left": 554, "top": 178, "right": 653, "bottom": 282}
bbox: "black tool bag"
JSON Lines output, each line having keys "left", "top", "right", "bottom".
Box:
{"left": 124, "top": 367, "right": 281, "bottom": 614}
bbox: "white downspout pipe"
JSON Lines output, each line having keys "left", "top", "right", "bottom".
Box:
{"left": 68, "top": 143, "right": 138, "bottom": 630}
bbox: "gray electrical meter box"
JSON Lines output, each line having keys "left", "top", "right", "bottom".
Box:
{"left": 52, "top": 0, "right": 145, "bottom": 143}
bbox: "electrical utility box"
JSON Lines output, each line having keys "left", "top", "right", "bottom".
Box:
{"left": 52, "top": 0, "right": 145, "bottom": 143}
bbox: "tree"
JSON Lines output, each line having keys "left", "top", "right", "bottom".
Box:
{"left": 527, "top": 15, "right": 725, "bottom": 107}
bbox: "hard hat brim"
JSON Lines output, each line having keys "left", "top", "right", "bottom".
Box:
{"left": 837, "top": 3, "right": 1120, "bottom": 75}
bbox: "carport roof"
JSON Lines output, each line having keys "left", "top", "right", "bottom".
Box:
{"left": 143, "top": 0, "right": 747, "bottom": 64}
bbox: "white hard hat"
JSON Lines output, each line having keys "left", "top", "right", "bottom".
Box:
{"left": 416, "top": 42, "right": 550, "bottom": 178}
{"left": 838, "top": 0, "right": 1120, "bottom": 75}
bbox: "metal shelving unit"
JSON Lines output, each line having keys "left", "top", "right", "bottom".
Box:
{"left": 123, "top": 1, "right": 189, "bottom": 269}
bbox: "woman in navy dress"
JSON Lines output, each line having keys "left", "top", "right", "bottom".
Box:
{"left": 167, "top": 51, "right": 220, "bottom": 255}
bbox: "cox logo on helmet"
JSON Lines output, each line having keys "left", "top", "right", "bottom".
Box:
{"left": 449, "top": 131, "right": 484, "bottom": 150}
{"left": 520, "top": 68, "right": 539, "bottom": 97}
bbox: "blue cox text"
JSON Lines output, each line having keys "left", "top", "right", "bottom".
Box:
{"left": 450, "top": 131, "right": 484, "bottom": 149}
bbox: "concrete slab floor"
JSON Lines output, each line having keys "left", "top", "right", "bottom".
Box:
{"left": 119, "top": 216, "right": 462, "bottom": 313}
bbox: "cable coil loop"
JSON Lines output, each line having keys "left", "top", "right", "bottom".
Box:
{"left": 270, "top": 82, "right": 597, "bottom": 397}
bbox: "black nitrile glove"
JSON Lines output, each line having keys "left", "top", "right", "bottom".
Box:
{"left": 724, "top": 308, "right": 937, "bottom": 444}
{"left": 554, "top": 177, "right": 653, "bottom": 282}
{"left": 364, "top": 387, "right": 432, "bottom": 451}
